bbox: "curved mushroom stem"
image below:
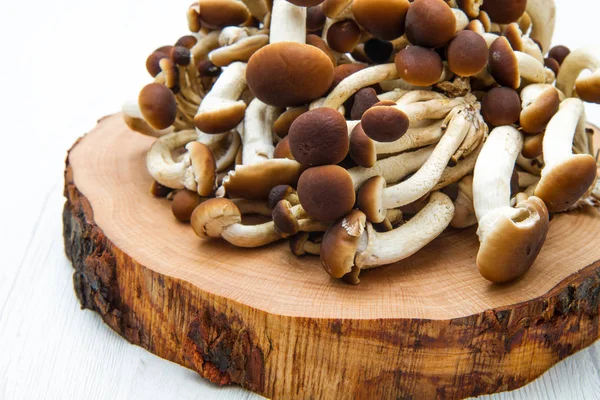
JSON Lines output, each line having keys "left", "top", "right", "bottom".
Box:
{"left": 556, "top": 48, "right": 600, "bottom": 98}
{"left": 526, "top": 0, "right": 556, "bottom": 54}
{"left": 473, "top": 125, "right": 550, "bottom": 283}
{"left": 323, "top": 63, "right": 398, "bottom": 110}
{"left": 242, "top": 98, "right": 280, "bottom": 165}
{"left": 515, "top": 51, "right": 555, "bottom": 84}
{"left": 380, "top": 105, "right": 481, "bottom": 209}
{"left": 374, "top": 120, "right": 445, "bottom": 155}
{"left": 270, "top": 0, "right": 306, "bottom": 44}
{"left": 210, "top": 28, "right": 270, "bottom": 67}
{"left": 355, "top": 192, "right": 455, "bottom": 270}
{"left": 191, "top": 30, "right": 221, "bottom": 63}
{"left": 450, "top": 175, "right": 477, "bottom": 229}
{"left": 146, "top": 130, "right": 197, "bottom": 189}
{"left": 535, "top": 98, "right": 598, "bottom": 212}
{"left": 204, "top": 130, "right": 242, "bottom": 172}
{"left": 432, "top": 142, "right": 483, "bottom": 191}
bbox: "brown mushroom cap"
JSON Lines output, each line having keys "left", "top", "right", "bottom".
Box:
{"left": 456, "top": 0, "right": 481, "bottom": 18}
{"left": 289, "top": 232, "right": 311, "bottom": 257}
{"left": 172, "top": 190, "right": 203, "bottom": 222}
{"left": 535, "top": 154, "right": 598, "bottom": 212}
{"left": 146, "top": 47, "right": 172, "bottom": 77}
{"left": 272, "top": 200, "right": 300, "bottom": 235}
{"left": 544, "top": 57, "right": 560, "bottom": 76}
{"left": 395, "top": 46, "right": 443, "bottom": 86}
{"left": 273, "top": 107, "right": 308, "bottom": 138}
{"left": 138, "top": 83, "right": 177, "bottom": 130}
{"left": 352, "top": 0, "right": 410, "bottom": 41}
{"left": 489, "top": 36, "right": 520, "bottom": 89}
{"left": 350, "top": 87, "right": 380, "bottom": 120}
{"left": 287, "top": 0, "right": 325, "bottom": 6}
{"left": 297, "top": 165, "right": 356, "bottom": 222}
{"left": 190, "top": 198, "right": 242, "bottom": 238}
{"left": 306, "top": 34, "right": 337, "bottom": 67}
{"left": 170, "top": 46, "right": 191, "bottom": 66}
{"left": 269, "top": 185, "right": 298, "bottom": 209}
{"left": 405, "top": 0, "right": 456, "bottom": 48}
{"left": 361, "top": 105, "right": 410, "bottom": 142}
{"left": 175, "top": 35, "right": 198, "bottom": 49}
{"left": 447, "top": 30, "right": 489, "bottom": 77}
{"left": 502, "top": 23, "right": 523, "bottom": 52}
{"left": 307, "top": 4, "right": 327, "bottom": 32}
{"left": 481, "top": 0, "right": 527, "bottom": 24}
{"left": 548, "top": 45, "right": 571, "bottom": 65}
{"left": 331, "top": 63, "right": 368, "bottom": 89}
{"left": 150, "top": 181, "right": 173, "bottom": 198}
{"left": 481, "top": 87, "right": 521, "bottom": 126}
{"left": 522, "top": 133, "right": 544, "bottom": 159}
{"left": 327, "top": 19, "right": 362, "bottom": 53}
{"left": 349, "top": 123, "right": 376, "bottom": 168}
{"left": 478, "top": 10, "right": 492, "bottom": 32}
{"left": 224, "top": 159, "right": 303, "bottom": 200}
{"left": 289, "top": 108, "right": 349, "bottom": 167}
{"left": 273, "top": 136, "right": 295, "bottom": 160}
{"left": 320, "top": 209, "right": 366, "bottom": 279}
{"left": 576, "top": 73, "right": 600, "bottom": 104}
{"left": 187, "top": 142, "right": 217, "bottom": 197}
{"left": 477, "top": 197, "right": 549, "bottom": 283}
{"left": 357, "top": 175, "right": 386, "bottom": 223}
{"left": 520, "top": 87, "right": 560, "bottom": 134}
{"left": 247, "top": 42, "right": 334, "bottom": 107}
{"left": 197, "top": 0, "right": 251, "bottom": 29}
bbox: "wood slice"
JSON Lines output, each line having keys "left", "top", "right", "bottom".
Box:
{"left": 63, "top": 114, "right": 600, "bottom": 400}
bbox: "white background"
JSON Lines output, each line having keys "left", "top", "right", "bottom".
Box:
{"left": 1, "top": 1, "right": 599, "bottom": 399}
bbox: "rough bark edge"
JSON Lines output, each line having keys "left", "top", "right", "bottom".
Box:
{"left": 63, "top": 131, "right": 600, "bottom": 400}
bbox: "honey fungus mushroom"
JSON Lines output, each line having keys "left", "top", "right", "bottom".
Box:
{"left": 246, "top": 0, "right": 334, "bottom": 107}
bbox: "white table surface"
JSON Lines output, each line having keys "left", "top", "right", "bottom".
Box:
{"left": 1, "top": 1, "right": 599, "bottom": 399}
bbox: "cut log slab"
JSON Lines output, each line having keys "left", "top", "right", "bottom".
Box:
{"left": 63, "top": 114, "right": 600, "bottom": 400}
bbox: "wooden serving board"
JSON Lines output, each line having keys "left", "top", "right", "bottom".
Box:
{"left": 63, "top": 114, "right": 600, "bottom": 400}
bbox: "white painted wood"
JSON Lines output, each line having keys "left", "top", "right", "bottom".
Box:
{"left": 0, "top": 0, "right": 598, "bottom": 399}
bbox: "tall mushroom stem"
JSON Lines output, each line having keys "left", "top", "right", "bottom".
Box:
{"left": 270, "top": 0, "right": 306, "bottom": 43}
{"left": 556, "top": 48, "right": 600, "bottom": 100}
{"left": 473, "top": 126, "right": 550, "bottom": 283}
{"left": 526, "top": 0, "right": 556, "bottom": 54}
{"left": 242, "top": 98, "right": 280, "bottom": 165}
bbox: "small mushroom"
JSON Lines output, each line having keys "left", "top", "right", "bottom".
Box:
{"left": 307, "top": 4, "right": 327, "bottom": 32}
{"left": 351, "top": 0, "right": 410, "bottom": 41}
{"left": 535, "top": 98, "right": 598, "bottom": 212}
{"left": 269, "top": 185, "right": 300, "bottom": 209}
{"left": 556, "top": 48, "right": 600, "bottom": 103}
{"left": 172, "top": 189, "right": 204, "bottom": 222}
{"left": 447, "top": 30, "right": 489, "bottom": 77}
{"left": 394, "top": 46, "right": 444, "bottom": 87}
{"left": 481, "top": 87, "right": 521, "bottom": 127}
{"left": 289, "top": 232, "right": 322, "bottom": 257}
{"left": 404, "top": 0, "right": 456, "bottom": 48}
{"left": 273, "top": 106, "right": 308, "bottom": 138}
{"left": 326, "top": 19, "right": 362, "bottom": 53}
{"left": 502, "top": 23, "right": 544, "bottom": 64}
{"left": 473, "top": 125, "right": 550, "bottom": 283}
{"left": 194, "top": 62, "right": 248, "bottom": 133}
{"left": 137, "top": 83, "right": 178, "bottom": 130}
{"left": 549, "top": 45, "right": 571, "bottom": 66}
{"left": 196, "top": 0, "right": 251, "bottom": 29}
{"left": 456, "top": 0, "right": 483, "bottom": 18}
{"left": 522, "top": 133, "right": 544, "bottom": 159}
{"left": 519, "top": 84, "right": 560, "bottom": 134}
{"left": 321, "top": 192, "right": 454, "bottom": 283}
{"left": 481, "top": 0, "right": 527, "bottom": 24}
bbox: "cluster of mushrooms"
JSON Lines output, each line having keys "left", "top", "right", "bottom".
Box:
{"left": 123, "top": 0, "right": 600, "bottom": 284}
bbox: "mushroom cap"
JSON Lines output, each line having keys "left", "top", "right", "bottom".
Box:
{"left": 297, "top": 165, "right": 356, "bottom": 222}
{"left": 306, "top": 34, "right": 337, "bottom": 67}
{"left": 287, "top": 0, "right": 325, "bottom": 6}
{"left": 350, "top": 87, "right": 380, "bottom": 120}
{"left": 190, "top": 198, "right": 242, "bottom": 238}
{"left": 320, "top": 209, "right": 367, "bottom": 279}
{"left": 548, "top": 45, "right": 571, "bottom": 65}
{"left": 456, "top": 0, "right": 482, "bottom": 18}
{"left": 194, "top": 100, "right": 247, "bottom": 134}
{"left": 146, "top": 48, "right": 171, "bottom": 77}
{"left": 327, "top": 19, "right": 362, "bottom": 53}
{"left": 175, "top": 35, "right": 198, "bottom": 49}
{"left": 186, "top": 142, "right": 217, "bottom": 197}
{"left": 269, "top": 185, "right": 297, "bottom": 209}
{"left": 395, "top": 46, "right": 444, "bottom": 86}
{"left": 363, "top": 39, "right": 394, "bottom": 64}
{"left": 246, "top": 42, "right": 334, "bottom": 107}
{"left": 357, "top": 175, "right": 386, "bottom": 223}
{"left": 576, "top": 72, "right": 600, "bottom": 104}
{"left": 477, "top": 197, "right": 549, "bottom": 283}
{"left": 544, "top": 57, "right": 560, "bottom": 76}
{"left": 150, "top": 181, "right": 173, "bottom": 198}
{"left": 352, "top": 0, "right": 410, "bottom": 41}
{"left": 223, "top": 159, "right": 304, "bottom": 200}
{"left": 478, "top": 10, "right": 492, "bottom": 32}
{"left": 288, "top": 108, "right": 349, "bottom": 167}
{"left": 520, "top": 87, "right": 560, "bottom": 134}
{"left": 481, "top": 87, "right": 521, "bottom": 127}
{"left": 197, "top": 0, "right": 251, "bottom": 29}
{"left": 481, "top": 0, "right": 527, "bottom": 24}
{"left": 489, "top": 37, "right": 520, "bottom": 89}
{"left": 273, "top": 107, "right": 308, "bottom": 138}
{"left": 273, "top": 136, "right": 295, "bottom": 160}
{"left": 405, "top": 0, "right": 456, "bottom": 48}
{"left": 272, "top": 200, "right": 299, "bottom": 235}
{"left": 521, "top": 133, "right": 544, "bottom": 159}
{"left": 447, "top": 30, "right": 489, "bottom": 77}
{"left": 502, "top": 23, "right": 523, "bottom": 52}
{"left": 361, "top": 105, "right": 410, "bottom": 142}
{"left": 289, "top": 232, "right": 311, "bottom": 257}
{"left": 138, "top": 83, "right": 177, "bottom": 130}
{"left": 170, "top": 46, "right": 191, "bottom": 66}
{"left": 331, "top": 63, "right": 368, "bottom": 89}
{"left": 349, "top": 123, "right": 377, "bottom": 168}
{"left": 306, "top": 5, "right": 327, "bottom": 32}
{"left": 172, "top": 190, "right": 203, "bottom": 222}
{"left": 534, "top": 154, "right": 598, "bottom": 213}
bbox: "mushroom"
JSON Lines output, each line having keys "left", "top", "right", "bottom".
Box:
{"left": 351, "top": 0, "right": 410, "bottom": 41}
{"left": 481, "top": 87, "right": 521, "bottom": 127}
{"left": 241, "top": 98, "right": 280, "bottom": 165}
{"left": 289, "top": 232, "right": 322, "bottom": 257}
{"left": 556, "top": 48, "right": 600, "bottom": 103}
{"left": 473, "top": 125, "right": 550, "bottom": 283}
{"left": 128, "top": 83, "right": 178, "bottom": 134}
{"left": 502, "top": 23, "right": 544, "bottom": 64}
{"left": 526, "top": 0, "right": 556, "bottom": 53}
{"left": 519, "top": 84, "right": 560, "bottom": 134}
{"left": 446, "top": 30, "right": 489, "bottom": 77}
{"left": 534, "top": 98, "right": 598, "bottom": 212}
{"left": 172, "top": 189, "right": 204, "bottom": 222}
{"left": 456, "top": 0, "right": 483, "bottom": 18}
{"left": 549, "top": 45, "right": 571, "bottom": 66}
{"left": 194, "top": 61, "right": 248, "bottom": 133}
{"left": 488, "top": 36, "right": 553, "bottom": 90}
{"left": 394, "top": 46, "right": 444, "bottom": 87}
{"left": 326, "top": 19, "right": 363, "bottom": 53}
{"left": 320, "top": 192, "right": 454, "bottom": 283}
{"left": 246, "top": 0, "right": 334, "bottom": 107}
{"left": 191, "top": 198, "right": 328, "bottom": 248}
{"left": 122, "top": 99, "right": 175, "bottom": 138}
{"left": 404, "top": 0, "right": 457, "bottom": 48}
{"left": 307, "top": 4, "right": 327, "bottom": 33}
{"left": 450, "top": 175, "right": 477, "bottom": 229}
{"left": 273, "top": 106, "right": 308, "bottom": 138}
{"left": 481, "top": 0, "right": 527, "bottom": 24}
{"left": 195, "top": 0, "right": 251, "bottom": 29}
{"left": 522, "top": 133, "right": 544, "bottom": 159}
{"left": 357, "top": 105, "right": 480, "bottom": 220}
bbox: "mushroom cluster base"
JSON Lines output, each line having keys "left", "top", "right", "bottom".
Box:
{"left": 64, "top": 114, "right": 600, "bottom": 400}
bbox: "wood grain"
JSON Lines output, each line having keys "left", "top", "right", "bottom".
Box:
{"left": 63, "top": 114, "right": 600, "bottom": 399}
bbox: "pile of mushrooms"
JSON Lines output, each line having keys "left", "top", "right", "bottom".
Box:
{"left": 124, "top": 0, "right": 600, "bottom": 285}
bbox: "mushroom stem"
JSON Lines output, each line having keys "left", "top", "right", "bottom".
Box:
{"left": 375, "top": 120, "right": 445, "bottom": 155}
{"left": 450, "top": 175, "right": 477, "bottom": 229}
{"left": 146, "top": 130, "right": 197, "bottom": 189}
{"left": 270, "top": 0, "right": 306, "bottom": 44}
{"left": 515, "top": 51, "right": 554, "bottom": 84}
{"left": 242, "top": 98, "right": 280, "bottom": 165}
{"left": 432, "top": 142, "right": 482, "bottom": 191}
{"left": 556, "top": 48, "right": 600, "bottom": 98}
{"left": 355, "top": 192, "right": 454, "bottom": 269}
{"left": 543, "top": 99, "right": 583, "bottom": 163}
{"left": 526, "top": 0, "right": 556, "bottom": 53}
